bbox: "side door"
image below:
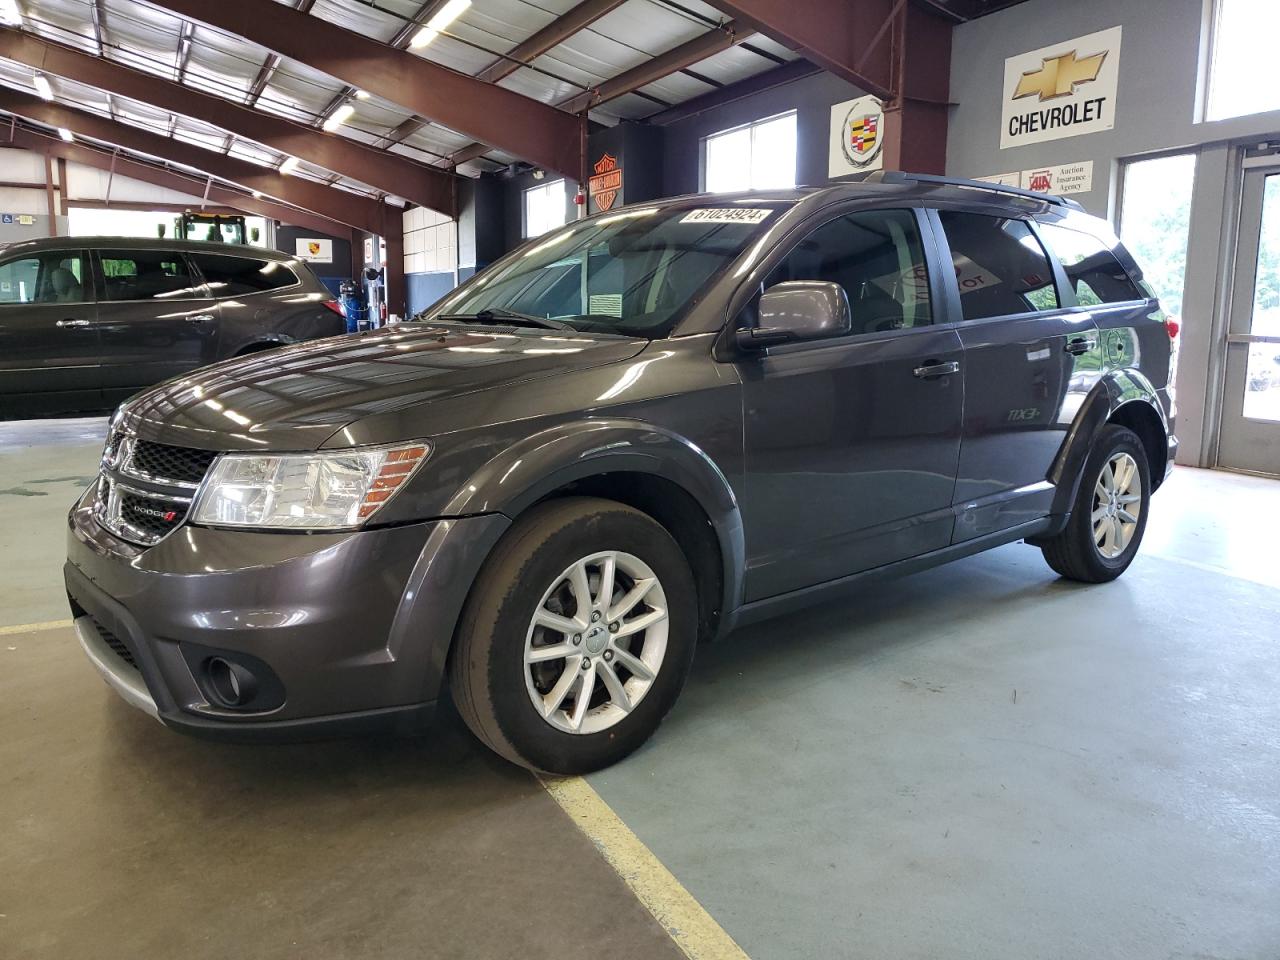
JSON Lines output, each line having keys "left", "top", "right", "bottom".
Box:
{"left": 93, "top": 247, "right": 220, "bottom": 402}
{"left": 736, "top": 207, "right": 964, "bottom": 601}
{"left": 0, "top": 248, "right": 101, "bottom": 414}
{"left": 929, "top": 208, "right": 1102, "bottom": 542}
{"left": 187, "top": 252, "right": 310, "bottom": 353}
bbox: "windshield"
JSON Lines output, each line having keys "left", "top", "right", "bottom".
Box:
{"left": 426, "top": 203, "right": 788, "bottom": 337}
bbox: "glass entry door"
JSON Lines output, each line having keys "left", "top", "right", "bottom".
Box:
{"left": 1217, "top": 163, "right": 1280, "bottom": 474}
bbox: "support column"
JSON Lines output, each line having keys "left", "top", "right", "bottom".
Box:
{"left": 44, "top": 153, "right": 58, "bottom": 236}
{"left": 881, "top": 3, "right": 952, "bottom": 175}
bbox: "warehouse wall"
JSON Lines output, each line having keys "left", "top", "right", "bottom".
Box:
{"left": 402, "top": 203, "right": 458, "bottom": 316}
{"left": 947, "top": 0, "right": 1280, "bottom": 466}
{"left": 658, "top": 67, "right": 865, "bottom": 195}
{"left": 946, "top": 0, "right": 1280, "bottom": 216}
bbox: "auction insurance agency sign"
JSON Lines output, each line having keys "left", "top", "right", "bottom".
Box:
{"left": 1001, "top": 26, "right": 1121, "bottom": 149}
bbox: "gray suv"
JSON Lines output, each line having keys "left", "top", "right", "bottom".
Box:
{"left": 65, "top": 173, "right": 1177, "bottom": 773}
{"left": 1, "top": 236, "right": 345, "bottom": 417}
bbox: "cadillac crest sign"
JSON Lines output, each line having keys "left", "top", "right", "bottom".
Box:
{"left": 829, "top": 95, "right": 885, "bottom": 178}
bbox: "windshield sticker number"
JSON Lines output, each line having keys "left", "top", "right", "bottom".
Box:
{"left": 680, "top": 209, "right": 773, "bottom": 225}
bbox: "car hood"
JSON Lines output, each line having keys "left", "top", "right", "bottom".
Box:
{"left": 119, "top": 324, "right": 648, "bottom": 450}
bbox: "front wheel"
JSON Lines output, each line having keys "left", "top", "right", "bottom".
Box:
{"left": 1040, "top": 424, "right": 1151, "bottom": 583}
{"left": 449, "top": 497, "right": 697, "bottom": 774}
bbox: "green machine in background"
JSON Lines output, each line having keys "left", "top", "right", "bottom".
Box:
{"left": 164, "top": 212, "right": 258, "bottom": 245}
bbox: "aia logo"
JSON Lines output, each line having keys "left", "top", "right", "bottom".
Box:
{"left": 1027, "top": 171, "right": 1053, "bottom": 192}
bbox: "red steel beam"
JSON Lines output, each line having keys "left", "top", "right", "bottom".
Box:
{"left": 141, "top": 0, "right": 580, "bottom": 178}
{"left": 558, "top": 20, "right": 753, "bottom": 113}
{"left": 0, "top": 89, "right": 395, "bottom": 234}
{"left": 3, "top": 126, "right": 350, "bottom": 235}
{"left": 476, "top": 0, "right": 626, "bottom": 84}
{"left": 701, "top": 0, "right": 898, "bottom": 99}
{"left": 0, "top": 27, "right": 456, "bottom": 216}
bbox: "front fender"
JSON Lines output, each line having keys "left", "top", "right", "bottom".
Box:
{"left": 1046, "top": 367, "right": 1169, "bottom": 517}
{"left": 444, "top": 419, "right": 747, "bottom": 624}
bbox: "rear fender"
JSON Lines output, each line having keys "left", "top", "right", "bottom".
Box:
{"left": 1045, "top": 368, "right": 1169, "bottom": 518}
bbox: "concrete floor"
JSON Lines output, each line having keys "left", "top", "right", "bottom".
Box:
{"left": 1, "top": 418, "right": 1278, "bottom": 959}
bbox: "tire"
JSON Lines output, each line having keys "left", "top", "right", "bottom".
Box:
{"left": 1040, "top": 424, "right": 1151, "bottom": 583}
{"left": 449, "top": 496, "right": 698, "bottom": 774}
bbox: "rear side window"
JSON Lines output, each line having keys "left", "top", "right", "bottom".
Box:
{"left": 99, "top": 250, "right": 197, "bottom": 301}
{"left": 765, "top": 208, "right": 932, "bottom": 335}
{"left": 937, "top": 211, "right": 1060, "bottom": 320}
{"left": 191, "top": 254, "right": 299, "bottom": 297}
{"left": 1037, "top": 222, "right": 1146, "bottom": 306}
{"left": 0, "top": 251, "right": 87, "bottom": 304}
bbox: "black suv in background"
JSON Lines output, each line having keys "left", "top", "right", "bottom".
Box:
{"left": 1, "top": 237, "right": 344, "bottom": 417}
{"left": 66, "top": 173, "right": 1177, "bottom": 774}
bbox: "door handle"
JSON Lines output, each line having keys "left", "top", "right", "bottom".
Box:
{"left": 56, "top": 318, "right": 93, "bottom": 329}
{"left": 913, "top": 360, "right": 960, "bottom": 379}
{"left": 1064, "top": 336, "right": 1098, "bottom": 355}
{"left": 186, "top": 314, "right": 216, "bottom": 324}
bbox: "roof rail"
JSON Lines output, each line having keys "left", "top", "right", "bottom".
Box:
{"left": 862, "top": 170, "right": 1085, "bottom": 211}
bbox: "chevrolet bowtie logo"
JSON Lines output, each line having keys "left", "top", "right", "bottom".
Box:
{"left": 1014, "top": 49, "right": 1107, "bottom": 102}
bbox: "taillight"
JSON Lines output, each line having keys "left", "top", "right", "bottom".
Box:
{"left": 1165, "top": 318, "right": 1180, "bottom": 339}
{"left": 322, "top": 299, "right": 345, "bottom": 318}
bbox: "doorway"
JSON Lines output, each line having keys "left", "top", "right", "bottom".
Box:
{"left": 1217, "top": 159, "right": 1280, "bottom": 475}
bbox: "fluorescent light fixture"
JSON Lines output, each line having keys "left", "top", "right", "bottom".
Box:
{"left": 33, "top": 74, "right": 53, "bottom": 101}
{"left": 0, "top": 0, "right": 22, "bottom": 26}
{"left": 278, "top": 155, "right": 299, "bottom": 175}
{"left": 409, "top": 0, "right": 470, "bottom": 48}
{"left": 58, "top": 127, "right": 74, "bottom": 142}
{"left": 354, "top": 89, "right": 370, "bottom": 100}
{"left": 252, "top": 190, "right": 263, "bottom": 198}
{"left": 322, "top": 103, "right": 355, "bottom": 132}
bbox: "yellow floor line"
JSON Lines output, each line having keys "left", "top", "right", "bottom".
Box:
{"left": 541, "top": 775, "right": 751, "bottom": 960}
{"left": 0, "top": 619, "right": 74, "bottom": 636}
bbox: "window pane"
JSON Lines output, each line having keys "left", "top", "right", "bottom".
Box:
{"left": 937, "top": 211, "right": 1059, "bottom": 320}
{"left": 705, "top": 127, "right": 751, "bottom": 193}
{"left": 100, "top": 250, "right": 198, "bottom": 301}
{"left": 524, "top": 180, "right": 567, "bottom": 238}
{"left": 1207, "top": 0, "right": 1280, "bottom": 121}
{"left": 0, "top": 252, "right": 86, "bottom": 304}
{"left": 1038, "top": 222, "right": 1145, "bottom": 305}
{"left": 1119, "top": 153, "right": 1195, "bottom": 323}
{"left": 766, "top": 209, "right": 932, "bottom": 335}
{"left": 191, "top": 254, "right": 297, "bottom": 296}
{"left": 704, "top": 113, "right": 796, "bottom": 193}
{"left": 750, "top": 114, "right": 797, "bottom": 189}
{"left": 1244, "top": 174, "right": 1280, "bottom": 421}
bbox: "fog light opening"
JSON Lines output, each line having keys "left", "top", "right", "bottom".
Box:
{"left": 206, "top": 656, "right": 258, "bottom": 707}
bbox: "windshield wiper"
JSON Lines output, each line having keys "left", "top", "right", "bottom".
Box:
{"left": 436, "top": 308, "right": 574, "bottom": 331}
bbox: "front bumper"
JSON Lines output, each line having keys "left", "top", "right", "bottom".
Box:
{"left": 66, "top": 488, "right": 510, "bottom": 740}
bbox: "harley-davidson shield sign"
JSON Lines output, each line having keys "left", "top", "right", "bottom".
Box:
{"left": 588, "top": 154, "right": 623, "bottom": 212}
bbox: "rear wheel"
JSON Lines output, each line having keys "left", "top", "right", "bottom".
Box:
{"left": 449, "top": 497, "right": 697, "bottom": 773}
{"left": 1040, "top": 424, "right": 1151, "bottom": 583}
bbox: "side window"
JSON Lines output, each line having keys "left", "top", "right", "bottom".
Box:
{"left": 1037, "top": 222, "right": 1146, "bottom": 306}
{"left": 99, "top": 250, "right": 198, "bottom": 301}
{"left": 936, "top": 211, "right": 1060, "bottom": 320}
{"left": 764, "top": 208, "right": 932, "bottom": 336}
{"left": 191, "top": 254, "right": 300, "bottom": 297}
{"left": 0, "top": 252, "right": 87, "bottom": 304}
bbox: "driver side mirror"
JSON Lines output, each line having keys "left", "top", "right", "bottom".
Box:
{"left": 736, "top": 281, "right": 851, "bottom": 351}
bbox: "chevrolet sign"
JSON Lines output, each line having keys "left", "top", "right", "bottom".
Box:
{"left": 1001, "top": 26, "right": 1121, "bottom": 149}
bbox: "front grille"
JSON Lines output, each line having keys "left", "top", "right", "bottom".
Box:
{"left": 96, "top": 429, "right": 208, "bottom": 547}
{"left": 90, "top": 616, "right": 137, "bottom": 670}
{"left": 129, "top": 440, "right": 219, "bottom": 485}
{"left": 121, "top": 490, "right": 186, "bottom": 540}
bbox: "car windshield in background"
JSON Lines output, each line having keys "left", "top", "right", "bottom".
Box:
{"left": 426, "top": 203, "right": 789, "bottom": 337}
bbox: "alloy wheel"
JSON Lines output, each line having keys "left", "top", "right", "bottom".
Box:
{"left": 1092, "top": 451, "right": 1143, "bottom": 559}
{"left": 523, "top": 551, "right": 669, "bottom": 735}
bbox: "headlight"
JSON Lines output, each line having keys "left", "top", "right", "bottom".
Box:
{"left": 191, "top": 443, "right": 430, "bottom": 530}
